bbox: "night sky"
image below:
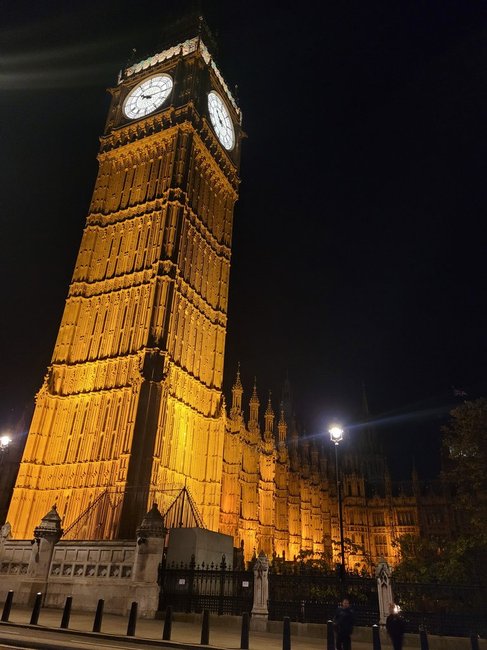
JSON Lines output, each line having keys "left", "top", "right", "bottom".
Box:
{"left": 1, "top": 1, "right": 485, "bottom": 478}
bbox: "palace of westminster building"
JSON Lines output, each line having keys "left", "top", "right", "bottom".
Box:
{"left": 5, "top": 16, "right": 454, "bottom": 572}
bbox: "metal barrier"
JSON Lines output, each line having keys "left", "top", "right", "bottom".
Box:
{"left": 158, "top": 555, "right": 253, "bottom": 616}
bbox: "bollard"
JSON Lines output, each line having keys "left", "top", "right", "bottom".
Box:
{"left": 419, "top": 628, "right": 429, "bottom": 650}
{"left": 60, "top": 596, "right": 72, "bottom": 629}
{"left": 201, "top": 609, "right": 210, "bottom": 645}
{"left": 1, "top": 591, "right": 14, "bottom": 623}
{"left": 470, "top": 634, "right": 480, "bottom": 650}
{"left": 240, "top": 612, "right": 249, "bottom": 650}
{"left": 372, "top": 624, "right": 382, "bottom": 650}
{"left": 92, "top": 599, "right": 104, "bottom": 633}
{"left": 162, "top": 605, "right": 172, "bottom": 640}
{"left": 29, "top": 592, "right": 42, "bottom": 625}
{"left": 326, "top": 620, "right": 334, "bottom": 650}
{"left": 282, "top": 616, "right": 291, "bottom": 650}
{"left": 126, "top": 601, "right": 138, "bottom": 637}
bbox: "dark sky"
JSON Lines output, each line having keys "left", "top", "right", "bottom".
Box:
{"left": 1, "top": 0, "right": 485, "bottom": 478}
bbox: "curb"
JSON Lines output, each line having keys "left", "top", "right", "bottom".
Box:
{"left": 0, "top": 620, "right": 226, "bottom": 650}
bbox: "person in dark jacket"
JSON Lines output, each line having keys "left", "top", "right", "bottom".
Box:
{"left": 386, "top": 603, "right": 406, "bottom": 650}
{"left": 333, "top": 598, "right": 354, "bottom": 650}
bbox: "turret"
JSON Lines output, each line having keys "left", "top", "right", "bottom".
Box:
{"left": 264, "top": 393, "right": 275, "bottom": 441}
{"left": 278, "top": 403, "right": 287, "bottom": 447}
{"left": 231, "top": 363, "right": 243, "bottom": 419}
{"left": 249, "top": 378, "right": 260, "bottom": 433}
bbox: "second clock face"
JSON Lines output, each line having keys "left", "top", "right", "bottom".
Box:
{"left": 208, "top": 91, "right": 235, "bottom": 150}
{"left": 123, "top": 74, "right": 173, "bottom": 120}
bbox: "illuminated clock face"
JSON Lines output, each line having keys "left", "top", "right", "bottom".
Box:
{"left": 208, "top": 91, "right": 235, "bottom": 150}
{"left": 123, "top": 74, "right": 173, "bottom": 119}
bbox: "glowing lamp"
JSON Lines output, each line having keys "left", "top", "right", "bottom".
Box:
{"left": 0, "top": 435, "right": 11, "bottom": 449}
{"left": 329, "top": 426, "right": 344, "bottom": 444}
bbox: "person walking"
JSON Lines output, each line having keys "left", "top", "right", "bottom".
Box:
{"left": 386, "top": 603, "right": 406, "bottom": 650}
{"left": 333, "top": 597, "right": 354, "bottom": 650}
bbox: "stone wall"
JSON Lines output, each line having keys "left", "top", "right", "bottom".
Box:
{"left": 0, "top": 540, "right": 33, "bottom": 601}
{"left": 0, "top": 539, "right": 142, "bottom": 614}
{"left": 0, "top": 504, "right": 166, "bottom": 617}
{"left": 46, "top": 540, "right": 137, "bottom": 614}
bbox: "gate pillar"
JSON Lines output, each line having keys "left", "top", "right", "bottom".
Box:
{"left": 27, "top": 505, "right": 63, "bottom": 604}
{"left": 251, "top": 551, "right": 269, "bottom": 631}
{"left": 375, "top": 558, "right": 393, "bottom": 625}
{"left": 132, "top": 503, "right": 167, "bottom": 617}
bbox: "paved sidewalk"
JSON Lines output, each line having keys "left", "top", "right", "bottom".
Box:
{"left": 2, "top": 605, "right": 484, "bottom": 650}
{"left": 0, "top": 606, "right": 378, "bottom": 650}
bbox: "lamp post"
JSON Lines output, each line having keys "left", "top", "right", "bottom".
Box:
{"left": 329, "top": 425, "right": 345, "bottom": 580}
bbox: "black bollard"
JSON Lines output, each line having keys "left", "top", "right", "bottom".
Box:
{"left": 240, "top": 612, "right": 249, "bottom": 650}
{"left": 201, "top": 609, "right": 210, "bottom": 645}
{"left": 419, "top": 628, "right": 429, "bottom": 650}
{"left": 282, "top": 616, "right": 291, "bottom": 650}
{"left": 1, "top": 591, "right": 14, "bottom": 623}
{"left": 326, "top": 620, "right": 334, "bottom": 650}
{"left": 162, "top": 605, "right": 173, "bottom": 640}
{"left": 29, "top": 592, "right": 42, "bottom": 625}
{"left": 60, "top": 596, "right": 72, "bottom": 629}
{"left": 126, "top": 601, "right": 138, "bottom": 637}
{"left": 372, "top": 624, "right": 382, "bottom": 650}
{"left": 470, "top": 634, "right": 480, "bottom": 650}
{"left": 92, "top": 599, "right": 104, "bottom": 633}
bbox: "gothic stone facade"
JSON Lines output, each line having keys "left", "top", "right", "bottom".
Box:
{"left": 219, "top": 371, "right": 454, "bottom": 569}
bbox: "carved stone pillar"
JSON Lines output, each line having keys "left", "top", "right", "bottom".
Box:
{"left": 132, "top": 503, "right": 166, "bottom": 617}
{"left": 27, "top": 505, "right": 63, "bottom": 603}
{"left": 250, "top": 551, "right": 269, "bottom": 631}
{"left": 376, "top": 558, "right": 393, "bottom": 625}
{"left": 0, "top": 522, "right": 12, "bottom": 561}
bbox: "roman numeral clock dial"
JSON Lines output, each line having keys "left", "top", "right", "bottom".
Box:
{"left": 208, "top": 91, "right": 235, "bottom": 150}
{"left": 123, "top": 74, "right": 173, "bottom": 119}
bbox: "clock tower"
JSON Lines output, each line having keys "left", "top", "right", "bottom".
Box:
{"left": 8, "top": 17, "right": 242, "bottom": 540}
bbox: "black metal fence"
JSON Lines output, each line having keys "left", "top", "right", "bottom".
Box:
{"left": 158, "top": 557, "right": 253, "bottom": 616}
{"left": 268, "top": 566, "right": 379, "bottom": 627}
{"left": 393, "top": 581, "right": 487, "bottom": 637}
{"left": 158, "top": 558, "right": 486, "bottom": 637}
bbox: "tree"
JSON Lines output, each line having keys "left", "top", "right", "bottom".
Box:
{"left": 392, "top": 533, "right": 487, "bottom": 584}
{"left": 391, "top": 399, "right": 487, "bottom": 586}
{"left": 442, "top": 398, "right": 487, "bottom": 543}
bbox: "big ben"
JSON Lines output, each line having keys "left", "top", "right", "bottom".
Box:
{"left": 8, "top": 17, "right": 242, "bottom": 540}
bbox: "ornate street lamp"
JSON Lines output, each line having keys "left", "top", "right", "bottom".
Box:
{"left": 329, "top": 425, "right": 345, "bottom": 579}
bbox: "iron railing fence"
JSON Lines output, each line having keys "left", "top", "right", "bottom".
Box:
{"left": 158, "top": 558, "right": 253, "bottom": 616}
{"left": 268, "top": 571, "right": 379, "bottom": 626}
{"left": 393, "top": 581, "right": 487, "bottom": 637}
{"left": 158, "top": 556, "right": 486, "bottom": 636}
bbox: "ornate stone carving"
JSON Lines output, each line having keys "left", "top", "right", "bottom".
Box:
{"left": 136, "top": 503, "right": 166, "bottom": 540}
{"left": 33, "top": 505, "right": 63, "bottom": 544}
{"left": 376, "top": 558, "right": 393, "bottom": 625}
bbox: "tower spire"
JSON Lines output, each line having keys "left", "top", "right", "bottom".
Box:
{"left": 361, "top": 380, "right": 370, "bottom": 417}
{"left": 278, "top": 402, "right": 287, "bottom": 446}
{"left": 231, "top": 362, "right": 243, "bottom": 418}
{"left": 249, "top": 378, "right": 260, "bottom": 433}
{"left": 264, "top": 391, "right": 275, "bottom": 440}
